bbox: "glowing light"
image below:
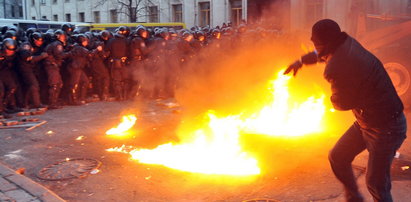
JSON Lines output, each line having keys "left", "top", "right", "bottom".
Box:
{"left": 129, "top": 113, "right": 260, "bottom": 175}
{"left": 243, "top": 71, "right": 326, "bottom": 137}
{"left": 107, "top": 69, "right": 327, "bottom": 176}
{"left": 106, "top": 115, "right": 137, "bottom": 136}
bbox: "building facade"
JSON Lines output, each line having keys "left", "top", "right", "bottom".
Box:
{"left": 25, "top": 0, "right": 249, "bottom": 28}
{"left": 0, "top": 0, "right": 24, "bottom": 19}
{"left": 24, "top": 0, "right": 411, "bottom": 32}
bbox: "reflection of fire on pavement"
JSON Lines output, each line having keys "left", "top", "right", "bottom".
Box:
{"left": 106, "top": 69, "right": 333, "bottom": 176}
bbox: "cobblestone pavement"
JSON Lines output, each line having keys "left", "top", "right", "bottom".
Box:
{"left": 0, "top": 162, "right": 64, "bottom": 202}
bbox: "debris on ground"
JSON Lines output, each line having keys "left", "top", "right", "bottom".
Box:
{"left": 37, "top": 158, "right": 102, "bottom": 181}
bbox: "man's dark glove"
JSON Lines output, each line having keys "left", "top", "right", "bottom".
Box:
{"left": 284, "top": 60, "right": 303, "bottom": 76}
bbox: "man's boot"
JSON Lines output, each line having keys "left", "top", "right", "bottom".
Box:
{"left": 48, "top": 85, "right": 62, "bottom": 109}
{"left": 68, "top": 85, "right": 82, "bottom": 105}
{"left": 79, "top": 84, "right": 88, "bottom": 104}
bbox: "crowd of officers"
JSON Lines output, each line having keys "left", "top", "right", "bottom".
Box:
{"left": 0, "top": 22, "right": 279, "bottom": 118}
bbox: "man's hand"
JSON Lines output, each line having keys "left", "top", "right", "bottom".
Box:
{"left": 284, "top": 60, "right": 303, "bottom": 76}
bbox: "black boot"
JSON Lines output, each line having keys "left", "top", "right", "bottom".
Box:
{"left": 48, "top": 85, "right": 62, "bottom": 109}
{"left": 68, "top": 85, "right": 82, "bottom": 105}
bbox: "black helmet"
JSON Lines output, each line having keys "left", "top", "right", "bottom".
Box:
{"left": 20, "top": 42, "right": 33, "bottom": 51}
{"left": 7, "top": 25, "right": 18, "bottom": 32}
{"left": 211, "top": 29, "right": 221, "bottom": 39}
{"left": 72, "top": 28, "right": 81, "bottom": 35}
{"left": 124, "top": 26, "right": 131, "bottom": 37}
{"left": 195, "top": 30, "right": 205, "bottom": 41}
{"left": 182, "top": 31, "right": 193, "bottom": 42}
{"left": 76, "top": 34, "right": 88, "bottom": 45}
{"left": 100, "top": 30, "right": 111, "bottom": 41}
{"left": 84, "top": 32, "right": 93, "bottom": 39}
{"left": 159, "top": 29, "right": 169, "bottom": 40}
{"left": 2, "top": 38, "right": 17, "bottom": 51}
{"left": 169, "top": 30, "right": 178, "bottom": 39}
{"left": 61, "top": 23, "right": 73, "bottom": 35}
{"left": 136, "top": 25, "right": 148, "bottom": 39}
{"left": 54, "top": 29, "right": 67, "bottom": 43}
{"left": 116, "top": 26, "right": 129, "bottom": 37}
{"left": 44, "top": 30, "right": 54, "bottom": 43}
{"left": 30, "top": 32, "right": 43, "bottom": 44}
{"left": 26, "top": 27, "right": 38, "bottom": 37}
{"left": 4, "top": 30, "right": 17, "bottom": 40}
{"left": 202, "top": 25, "right": 210, "bottom": 34}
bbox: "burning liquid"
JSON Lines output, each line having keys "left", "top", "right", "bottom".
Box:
{"left": 106, "top": 115, "right": 137, "bottom": 136}
{"left": 107, "top": 70, "right": 327, "bottom": 176}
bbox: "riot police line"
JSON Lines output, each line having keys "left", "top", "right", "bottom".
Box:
{"left": 0, "top": 22, "right": 280, "bottom": 118}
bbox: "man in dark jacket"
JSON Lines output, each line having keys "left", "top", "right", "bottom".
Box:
{"left": 285, "top": 19, "right": 406, "bottom": 202}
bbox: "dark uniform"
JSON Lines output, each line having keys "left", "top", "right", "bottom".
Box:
{"left": 65, "top": 44, "right": 92, "bottom": 105}
{"left": 16, "top": 42, "right": 48, "bottom": 108}
{"left": 43, "top": 35, "right": 69, "bottom": 108}
{"left": 89, "top": 40, "right": 110, "bottom": 101}
{"left": 0, "top": 39, "right": 18, "bottom": 112}
{"left": 105, "top": 32, "right": 128, "bottom": 101}
{"left": 127, "top": 32, "right": 148, "bottom": 99}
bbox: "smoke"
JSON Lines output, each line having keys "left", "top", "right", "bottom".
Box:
{"left": 168, "top": 2, "right": 356, "bottom": 175}
{"left": 124, "top": 1, "right": 356, "bottom": 177}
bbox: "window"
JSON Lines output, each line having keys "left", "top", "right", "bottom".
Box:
{"left": 11, "top": 5, "right": 15, "bottom": 18}
{"left": 19, "top": 6, "right": 23, "bottom": 17}
{"left": 31, "top": 0, "right": 35, "bottom": 6}
{"left": 20, "top": 23, "right": 37, "bottom": 30}
{"left": 94, "top": 11, "right": 100, "bottom": 23}
{"left": 305, "top": 0, "right": 323, "bottom": 27}
{"left": 172, "top": 4, "right": 183, "bottom": 22}
{"left": 32, "top": 16, "right": 36, "bottom": 20}
{"left": 38, "top": 24, "right": 50, "bottom": 32}
{"left": 66, "top": 13, "right": 71, "bottom": 22}
{"left": 41, "top": 16, "right": 47, "bottom": 20}
{"left": 65, "top": 0, "right": 70, "bottom": 2}
{"left": 148, "top": 6, "right": 159, "bottom": 22}
{"left": 199, "top": 2, "right": 210, "bottom": 26}
{"left": 53, "top": 0, "right": 57, "bottom": 4}
{"left": 79, "top": 12, "right": 85, "bottom": 22}
{"left": 41, "top": 0, "right": 46, "bottom": 5}
{"left": 110, "top": 9, "right": 118, "bottom": 23}
{"left": 50, "top": 24, "right": 60, "bottom": 29}
{"left": 53, "top": 14, "right": 58, "bottom": 21}
{"left": 230, "top": 0, "right": 242, "bottom": 26}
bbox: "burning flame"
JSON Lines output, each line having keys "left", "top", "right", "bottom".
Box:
{"left": 106, "top": 115, "right": 137, "bottom": 136}
{"left": 106, "top": 70, "right": 327, "bottom": 176}
{"left": 129, "top": 112, "right": 260, "bottom": 175}
{"left": 243, "top": 71, "right": 325, "bottom": 136}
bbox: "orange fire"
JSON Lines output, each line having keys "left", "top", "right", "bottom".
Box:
{"left": 106, "top": 69, "right": 328, "bottom": 176}
{"left": 105, "top": 114, "right": 137, "bottom": 136}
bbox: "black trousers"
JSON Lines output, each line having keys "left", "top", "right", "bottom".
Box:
{"left": 0, "top": 70, "right": 18, "bottom": 108}
{"left": 329, "top": 113, "right": 407, "bottom": 202}
{"left": 20, "top": 68, "right": 41, "bottom": 107}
